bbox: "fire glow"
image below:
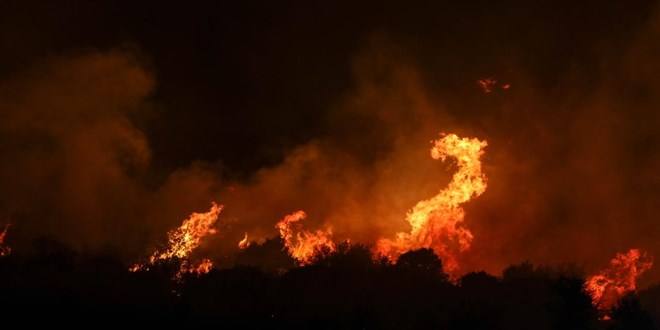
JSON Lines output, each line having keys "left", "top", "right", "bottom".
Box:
{"left": 132, "top": 131, "right": 656, "bottom": 306}
{"left": 238, "top": 233, "right": 250, "bottom": 249}
{"left": 585, "top": 249, "right": 654, "bottom": 313}
{"left": 376, "top": 133, "right": 487, "bottom": 273}
{"left": 269, "top": 133, "right": 488, "bottom": 272}
{"left": 477, "top": 77, "right": 510, "bottom": 93}
{"left": 0, "top": 223, "right": 10, "bottom": 257}
{"left": 131, "top": 202, "right": 223, "bottom": 278}
{"left": 276, "top": 210, "right": 336, "bottom": 265}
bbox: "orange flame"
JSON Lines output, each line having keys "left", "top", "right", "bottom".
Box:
{"left": 179, "top": 258, "right": 213, "bottom": 277}
{"left": 376, "top": 133, "right": 487, "bottom": 273}
{"left": 131, "top": 202, "right": 223, "bottom": 275}
{"left": 276, "top": 210, "right": 336, "bottom": 265}
{"left": 0, "top": 223, "right": 10, "bottom": 256}
{"left": 585, "top": 248, "right": 653, "bottom": 312}
{"left": 238, "top": 232, "right": 250, "bottom": 249}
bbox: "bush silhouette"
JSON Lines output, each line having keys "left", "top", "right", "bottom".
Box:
{"left": 0, "top": 236, "right": 650, "bottom": 328}
{"left": 608, "top": 294, "right": 656, "bottom": 330}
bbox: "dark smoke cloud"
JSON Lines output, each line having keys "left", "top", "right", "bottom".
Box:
{"left": 216, "top": 10, "right": 660, "bottom": 285}
{"left": 0, "top": 51, "right": 153, "bottom": 255}
{"left": 1, "top": 1, "right": 659, "bottom": 286}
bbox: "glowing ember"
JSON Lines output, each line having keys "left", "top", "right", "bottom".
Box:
{"left": 238, "top": 232, "right": 250, "bottom": 249}
{"left": 477, "top": 77, "right": 510, "bottom": 93}
{"left": 276, "top": 210, "right": 336, "bottom": 265}
{"left": 0, "top": 223, "right": 11, "bottom": 256}
{"left": 585, "top": 248, "right": 653, "bottom": 312}
{"left": 179, "top": 258, "right": 213, "bottom": 277}
{"left": 376, "top": 133, "right": 487, "bottom": 273}
{"left": 478, "top": 78, "right": 497, "bottom": 93}
{"left": 131, "top": 202, "right": 223, "bottom": 274}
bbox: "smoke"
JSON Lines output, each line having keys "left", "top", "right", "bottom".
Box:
{"left": 0, "top": 51, "right": 152, "bottom": 254}
{"left": 218, "top": 36, "right": 463, "bottom": 251}
{"left": 1, "top": 5, "right": 660, "bottom": 285}
{"left": 459, "top": 10, "right": 660, "bottom": 282}
{"left": 218, "top": 12, "right": 660, "bottom": 282}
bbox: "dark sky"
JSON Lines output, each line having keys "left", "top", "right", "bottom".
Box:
{"left": 1, "top": 0, "right": 660, "bottom": 282}
{"left": 2, "top": 0, "right": 655, "bottom": 174}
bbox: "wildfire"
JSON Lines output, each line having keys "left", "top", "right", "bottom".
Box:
{"left": 238, "top": 233, "right": 250, "bottom": 249}
{"left": 0, "top": 223, "right": 10, "bottom": 256}
{"left": 585, "top": 248, "right": 653, "bottom": 312}
{"left": 376, "top": 133, "right": 488, "bottom": 273}
{"left": 131, "top": 202, "right": 223, "bottom": 276}
{"left": 276, "top": 210, "right": 336, "bottom": 265}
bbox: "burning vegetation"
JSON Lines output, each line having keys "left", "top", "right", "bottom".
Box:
{"left": 238, "top": 233, "right": 250, "bottom": 249}
{"left": 271, "top": 133, "right": 488, "bottom": 273}
{"left": 276, "top": 210, "right": 336, "bottom": 265}
{"left": 376, "top": 133, "right": 487, "bottom": 273}
{"left": 2, "top": 1, "right": 660, "bottom": 327}
{"left": 586, "top": 249, "right": 654, "bottom": 314}
{"left": 131, "top": 203, "right": 223, "bottom": 279}
{"left": 1, "top": 241, "right": 658, "bottom": 327}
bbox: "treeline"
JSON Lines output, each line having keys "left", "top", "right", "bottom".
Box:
{"left": 0, "top": 237, "right": 658, "bottom": 329}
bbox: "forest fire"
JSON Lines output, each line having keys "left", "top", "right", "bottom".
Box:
{"left": 130, "top": 203, "right": 223, "bottom": 275}
{"left": 276, "top": 210, "right": 336, "bottom": 265}
{"left": 2, "top": 1, "right": 660, "bottom": 326}
{"left": 376, "top": 133, "right": 487, "bottom": 273}
{"left": 585, "top": 249, "right": 654, "bottom": 313}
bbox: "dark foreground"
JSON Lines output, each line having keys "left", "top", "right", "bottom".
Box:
{"left": 0, "top": 238, "right": 658, "bottom": 329}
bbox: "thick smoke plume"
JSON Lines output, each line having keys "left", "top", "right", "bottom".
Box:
{"left": 0, "top": 51, "right": 153, "bottom": 255}
{"left": 1, "top": 6, "right": 660, "bottom": 285}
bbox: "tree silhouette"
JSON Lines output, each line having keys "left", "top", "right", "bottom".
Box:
{"left": 395, "top": 248, "right": 448, "bottom": 282}
{"left": 0, "top": 237, "right": 654, "bottom": 327}
{"left": 608, "top": 294, "right": 656, "bottom": 330}
{"left": 234, "top": 237, "right": 295, "bottom": 274}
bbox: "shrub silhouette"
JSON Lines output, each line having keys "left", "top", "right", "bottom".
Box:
{"left": 395, "top": 248, "right": 448, "bottom": 282}
{"left": 0, "top": 236, "right": 650, "bottom": 328}
{"left": 608, "top": 294, "right": 656, "bottom": 330}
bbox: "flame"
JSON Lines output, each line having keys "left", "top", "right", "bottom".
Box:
{"left": 168, "top": 258, "right": 215, "bottom": 282}
{"left": 585, "top": 248, "right": 653, "bottom": 312}
{"left": 276, "top": 210, "right": 336, "bottom": 265}
{"left": 131, "top": 202, "right": 223, "bottom": 275}
{"left": 180, "top": 258, "right": 213, "bottom": 276}
{"left": 0, "top": 223, "right": 10, "bottom": 256}
{"left": 238, "top": 232, "right": 250, "bottom": 249}
{"left": 376, "top": 133, "right": 488, "bottom": 273}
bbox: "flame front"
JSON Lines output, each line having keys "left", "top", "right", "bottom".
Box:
{"left": 585, "top": 248, "right": 653, "bottom": 312}
{"left": 376, "top": 133, "right": 487, "bottom": 273}
{"left": 276, "top": 210, "right": 336, "bottom": 265}
{"left": 131, "top": 202, "right": 223, "bottom": 275}
{"left": 0, "top": 223, "right": 10, "bottom": 256}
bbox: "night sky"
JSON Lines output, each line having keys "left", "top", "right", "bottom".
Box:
{"left": 1, "top": 0, "right": 659, "bottom": 283}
